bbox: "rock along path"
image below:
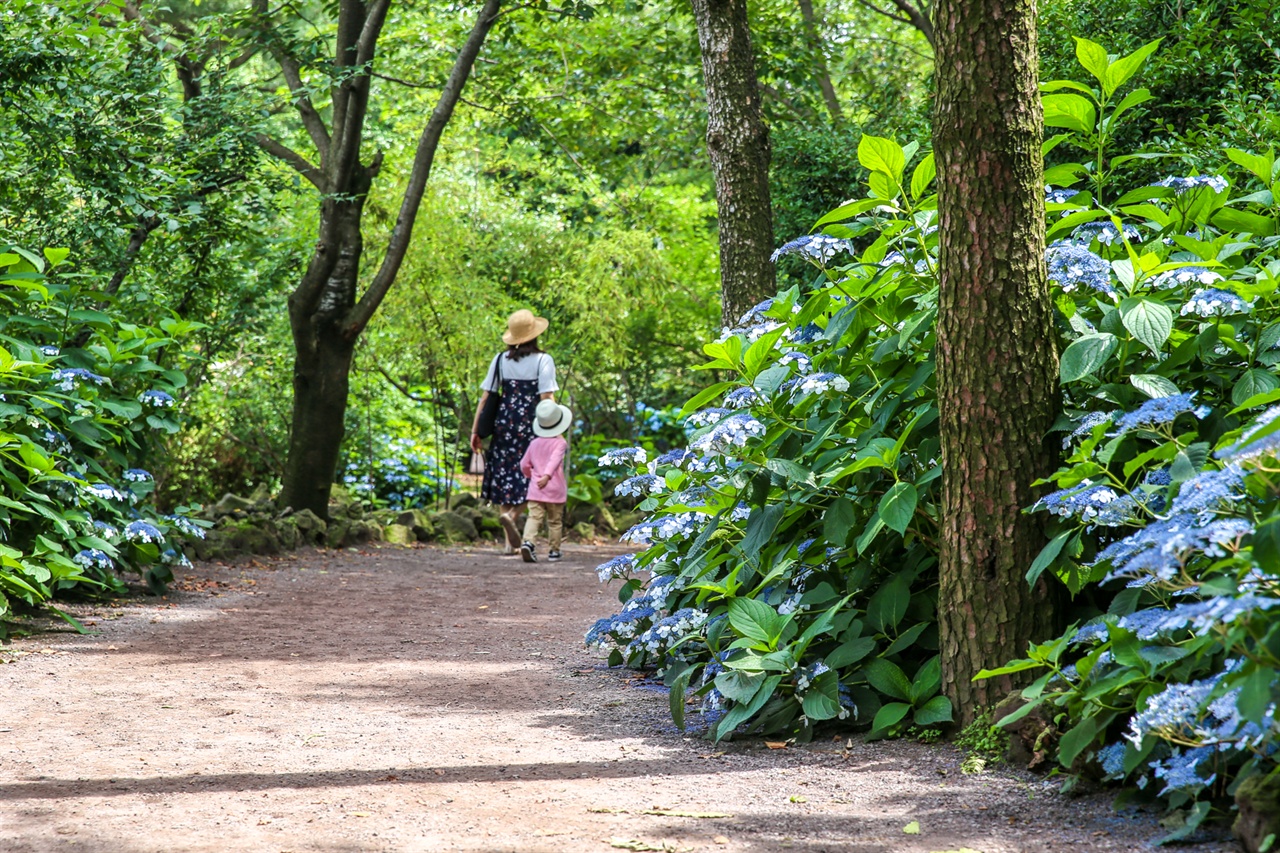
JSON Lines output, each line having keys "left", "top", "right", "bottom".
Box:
{"left": 0, "top": 544, "right": 1236, "bottom": 853}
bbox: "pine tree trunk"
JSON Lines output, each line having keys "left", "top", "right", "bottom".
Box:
{"left": 932, "top": 0, "right": 1061, "bottom": 724}
{"left": 689, "top": 0, "right": 776, "bottom": 327}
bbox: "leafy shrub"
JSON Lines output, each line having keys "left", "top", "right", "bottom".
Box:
{"left": 981, "top": 43, "right": 1280, "bottom": 838}
{"left": 340, "top": 436, "right": 453, "bottom": 510}
{"left": 0, "top": 246, "right": 205, "bottom": 632}
{"left": 588, "top": 135, "right": 949, "bottom": 742}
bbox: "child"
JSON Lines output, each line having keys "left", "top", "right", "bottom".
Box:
{"left": 518, "top": 399, "right": 572, "bottom": 562}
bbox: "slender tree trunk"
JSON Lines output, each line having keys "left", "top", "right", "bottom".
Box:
{"left": 796, "top": 0, "right": 844, "bottom": 125}
{"left": 932, "top": 0, "right": 1060, "bottom": 724}
{"left": 689, "top": 0, "right": 776, "bottom": 327}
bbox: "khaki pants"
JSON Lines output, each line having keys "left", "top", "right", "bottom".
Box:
{"left": 523, "top": 501, "right": 564, "bottom": 550}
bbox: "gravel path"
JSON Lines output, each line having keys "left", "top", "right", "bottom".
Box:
{"left": 0, "top": 544, "right": 1236, "bottom": 852}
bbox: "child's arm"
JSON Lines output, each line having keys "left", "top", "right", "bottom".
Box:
{"left": 546, "top": 436, "right": 567, "bottom": 474}
{"left": 519, "top": 444, "right": 534, "bottom": 478}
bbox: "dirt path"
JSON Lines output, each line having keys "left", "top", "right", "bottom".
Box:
{"left": 0, "top": 544, "right": 1235, "bottom": 853}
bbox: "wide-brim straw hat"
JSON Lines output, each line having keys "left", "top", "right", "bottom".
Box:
{"left": 533, "top": 399, "right": 573, "bottom": 438}
{"left": 503, "top": 309, "right": 549, "bottom": 346}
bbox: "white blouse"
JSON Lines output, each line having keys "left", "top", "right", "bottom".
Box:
{"left": 480, "top": 352, "right": 558, "bottom": 394}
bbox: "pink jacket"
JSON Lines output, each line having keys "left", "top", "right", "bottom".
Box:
{"left": 519, "top": 436, "right": 568, "bottom": 504}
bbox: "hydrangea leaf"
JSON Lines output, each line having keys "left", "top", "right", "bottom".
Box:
{"left": 1119, "top": 297, "right": 1173, "bottom": 354}
{"left": 864, "top": 658, "right": 912, "bottom": 701}
{"left": 1060, "top": 333, "right": 1118, "bottom": 383}
{"left": 878, "top": 482, "right": 917, "bottom": 535}
{"left": 1073, "top": 37, "right": 1111, "bottom": 88}
{"left": 913, "top": 695, "right": 954, "bottom": 726}
{"left": 1232, "top": 369, "right": 1280, "bottom": 408}
{"left": 825, "top": 636, "right": 876, "bottom": 669}
{"left": 868, "top": 701, "right": 911, "bottom": 739}
{"left": 856, "top": 135, "right": 906, "bottom": 183}
{"left": 800, "top": 670, "right": 843, "bottom": 721}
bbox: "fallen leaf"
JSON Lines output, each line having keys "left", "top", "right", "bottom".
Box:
{"left": 714, "top": 837, "right": 730, "bottom": 846}
{"left": 588, "top": 807, "right": 629, "bottom": 814}
{"left": 764, "top": 741, "right": 787, "bottom": 750}
{"left": 607, "top": 839, "right": 680, "bottom": 852}
{"left": 789, "top": 796, "right": 807, "bottom": 804}
{"left": 903, "top": 821, "right": 921, "bottom": 835}
{"left": 349, "top": 812, "right": 372, "bottom": 818}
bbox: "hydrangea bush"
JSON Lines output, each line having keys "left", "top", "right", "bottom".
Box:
{"left": 977, "top": 41, "right": 1280, "bottom": 838}
{"left": 588, "top": 134, "right": 950, "bottom": 741}
{"left": 341, "top": 436, "right": 453, "bottom": 509}
{"left": 0, "top": 246, "right": 205, "bottom": 634}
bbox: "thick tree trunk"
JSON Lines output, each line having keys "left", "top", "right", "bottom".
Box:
{"left": 932, "top": 0, "right": 1060, "bottom": 724}
{"left": 279, "top": 196, "right": 367, "bottom": 518}
{"left": 689, "top": 0, "right": 776, "bottom": 327}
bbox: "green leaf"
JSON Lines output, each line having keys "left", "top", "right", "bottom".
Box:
{"left": 869, "top": 701, "right": 911, "bottom": 737}
{"left": 1026, "top": 531, "right": 1071, "bottom": 586}
{"left": 1253, "top": 516, "right": 1280, "bottom": 574}
{"left": 913, "top": 695, "right": 954, "bottom": 726}
{"left": 1130, "top": 374, "right": 1180, "bottom": 399}
{"left": 864, "top": 658, "right": 912, "bottom": 701}
{"left": 1227, "top": 148, "right": 1274, "bottom": 184}
{"left": 712, "top": 675, "right": 781, "bottom": 741}
{"left": 669, "top": 669, "right": 691, "bottom": 730}
{"left": 1073, "top": 37, "right": 1110, "bottom": 87}
{"left": 1058, "top": 716, "right": 1101, "bottom": 767}
{"left": 823, "top": 497, "right": 855, "bottom": 548}
{"left": 909, "top": 655, "right": 942, "bottom": 703}
{"left": 727, "top": 598, "right": 785, "bottom": 646}
{"left": 1119, "top": 297, "right": 1173, "bottom": 354}
{"left": 764, "top": 458, "right": 817, "bottom": 488}
{"left": 1236, "top": 665, "right": 1275, "bottom": 723}
{"left": 736, "top": 504, "right": 785, "bottom": 564}
{"left": 1233, "top": 369, "right": 1280, "bottom": 409}
{"left": 857, "top": 135, "right": 906, "bottom": 183}
{"left": 716, "top": 669, "right": 769, "bottom": 704}
{"left": 909, "top": 153, "right": 935, "bottom": 200}
{"left": 1060, "top": 333, "right": 1118, "bottom": 382}
{"left": 1212, "top": 207, "right": 1276, "bottom": 237}
{"left": 855, "top": 515, "right": 885, "bottom": 555}
{"left": 812, "top": 198, "right": 882, "bottom": 228}
{"left": 866, "top": 574, "right": 911, "bottom": 633}
{"left": 877, "top": 482, "right": 917, "bottom": 535}
{"left": 800, "top": 670, "right": 844, "bottom": 721}
{"left": 826, "top": 636, "right": 876, "bottom": 669}
{"left": 1103, "top": 38, "right": 1161, "bottom": 96}
{"left": 1043, "top": 93, "right": 1097, "bottom": 134}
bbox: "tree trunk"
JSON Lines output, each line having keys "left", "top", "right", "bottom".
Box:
{"left": 689, "top": 0, "right": 776, "bottom": 327}
{"left": 795, "top": 0, "right": 844, "bottom": 126}
{"left": 932, "top": 0, "right": 1060, "bottom": 724}
{"left": 279, "top": 195, "right": 367, "bottom": 517}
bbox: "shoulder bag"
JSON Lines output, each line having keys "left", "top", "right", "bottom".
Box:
{"left": 475, "top": 353, "right": 503, "bottom": 439}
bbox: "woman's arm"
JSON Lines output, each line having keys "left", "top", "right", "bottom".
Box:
{"left": 470, "top": 391, "right": 489, "bottom": 453}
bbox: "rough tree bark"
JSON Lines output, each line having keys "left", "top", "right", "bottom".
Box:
{"left": 932, "top": 0, "right": 1060, "bottom": 723}
{"left": 689, "top": 0, "right": 776, "bottom": 327}
{"left": 252, "top": 0, "right": 503, "bottom": 518}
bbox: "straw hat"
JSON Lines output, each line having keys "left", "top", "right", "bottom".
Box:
{"left": 532, "top": 399, "right": 573, "bottom": 438}
{"left": 503, "top": 309, "right": 549, "bottom": 346}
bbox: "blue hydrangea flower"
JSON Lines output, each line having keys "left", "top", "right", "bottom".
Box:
{"left": 1095, "top": 742, "right": 1127, "bottom": 777}
{"left": 1153, "top": 266, "right": 1222, "bottom": 289}
{"left": 85, "top": 483, "right": 126, "bottom": 502}
{"left": 92, "top": 519, "right": 119, "bottom": 538}
{"left": 1045, "top": 185, "right": 1081, "bottom": 204}
{"left": 779, "top": 351, "right": 813, "bottom": 373}
{"left": 1181, "top": 287, "right": 1249, "bottom": 317}
{"left": 38, "top": 345, "right": 60, "bottom": 358}
{"left": 689, "top": 412, "right": 766, "bottom": 454}
{"left": 652, "top": 449, "right": 696, "bottom": 468}
{"left": 791, "top": 372, "right": 850, "bottom": 400}
{"left": 1072, "top": 221, "right": 1141, "bottom": 246}
{"left": 51, "top": 368, "right": 108, "bottom": 392}
{"left": 594, "top": 553, "right": 638, "bottom": 582}
{"left": 724, "top": 387, "right": 759, "bottom": 409}
{"left": 1170, "top": 464, "right": 1246, "bottom": 517}
{"left": 165, "top": 514, "right": 207, "bottom": 540}
{"left": 73, "top": 549, "right": 114, "bottom": 570}
{"left": 1035, "top": 482, "right": 1141, "bottom": 526}
{"left": 1111, "top": 393, "right": 1200, "bottom": 435}
{"left": 123, "top": 520, "right": 163, "bottom": 544}
{"left": 685, "top": 408, "right": 731, "bottom": 429}
{"left": 138, "top": 389, "right": 176, "bottom": 408}
{"left": 786, "top": 322, "right": 823, "bottom": 344}
{"left": 1153, "top": 175, "right": 1228, "bottom": 195}
{"left": 598, "top": 446, "right": 647, "bottom": 468}
{"left": 1218, "top": 406, "right": 1280, "bottom": 462}
{"left": 1063, "top": 411, "right": 1116, "bottom": 448}
{"left": 615, "top": 474, "right": 662, "bottom": 498}
{"left": 622, "top": 512, "right": 704, "bottom": 544}
{"left": 123, "top": 468, "right": 152, "bottom": 482}
{"left": 628, "top": 607, "right": 708, "bottom": 656}
{"left": 1046, "top": 241, "right": 1115, "bottom": 294}
{"left": 770, "top": 234, "right": 855, "bottom": 264}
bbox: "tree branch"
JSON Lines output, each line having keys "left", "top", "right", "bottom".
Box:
{"left": 255, "top": 134, "right": 324, "bottom": 188}
{"left": 275, "top": 52, "right": 332, "bottom": 159}
{"left": 328, "top": 0, "right": 391, "bottom": 187}
{"left": 796, "top": 0, "right": 845, "bottom": 125}
{"left": 345, "top": 0, "right": 503, "bottom": 339}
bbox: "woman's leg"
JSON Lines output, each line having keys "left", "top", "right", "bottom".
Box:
{"left": 499, "top": 503, "right": 524, "bottom": 550}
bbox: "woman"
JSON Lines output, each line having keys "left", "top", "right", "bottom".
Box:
{"left": 470, "top": 309, "right": 558, "bottom": 555}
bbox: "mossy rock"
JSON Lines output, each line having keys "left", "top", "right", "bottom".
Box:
{"left": 248, "top": 482, "right": 275, "bottom": 510}
{"left": 476, "top": 503, "right": 499, "bottom": 520}
{"left": 573, "top": 521, "right": 596, "bottom": 542}
{"left": 478, "top": 515, "right": 503, "bottom": 537}
{"left": 1234, "top": 772, "right": 1280, "bottom": 853}
{"left": 288, "top": 509, "right": 327, "bottom": 545}
{"left": 207, "top": 492, "right": 256, "bottom": 519}
{"left": 433, "top": 510, "right": 478, "bottom": 543}
{"left": 384, "top": 523, "right": 415, "bottom": 546}
{"left": 273, "top": 519, "right": 300, "bottom": 551}
{"left": 448, "top": 491, "right": 479, "bottom": 510}
{"left": 222, "top": 518, "right": 282, "bottom": 556}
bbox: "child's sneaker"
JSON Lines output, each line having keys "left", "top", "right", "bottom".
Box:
{"left": 547, "top": 550, "right": 562, "bottom": 562}
{"left": 520, "top": 541, "right": 537, "bottom": 563}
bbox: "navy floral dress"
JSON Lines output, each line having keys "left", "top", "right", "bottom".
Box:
{"left": 481, "top": 368, "right": 540, "bottom": 505}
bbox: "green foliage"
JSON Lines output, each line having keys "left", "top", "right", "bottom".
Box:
{"left": 983, "top": 41, "right": 1280, "bottom": 832}
{"left": 588, "top": 134, "right": 947, "bottom": 741}
{"left": 955, "top": 712, "right": 1009, "bottom": 761}
{"left": 0, "top": 246, "right": 204, "bottom": 632}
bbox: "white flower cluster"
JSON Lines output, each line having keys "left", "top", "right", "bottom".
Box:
{"left": 685, "top": 408, "right": 731, "bottom": 429}
{"left": 598, "top": 446, "right": 647, "bottom": 468}
{"left": 629, "top": 608, "right": 709, "bottom": 656}
{"left": 1180, "top": 288, "right": 1249, "bottom": 318}
{"left": 1154, "top": 175, "right": 1229, "bottom": 195}
{"left": 1153, "top": 266, "right": 1222, "bottom": 289}
{"left": 615, "top": 474, "right": 663, "bottom": 498}
{"left": 85, "top": 483, "right": 125, "bottom": 502}
{"left": 791, "top": 372, "right": 850, "bottom": 400}
{"left": 779, "top": 352, "right": 813, "bottom": 374}
{"left": 689, "top": 412, "right": 766, "bottom": 454}
{"left": 622, "top": 512, "right": 705, "bottom": 544}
